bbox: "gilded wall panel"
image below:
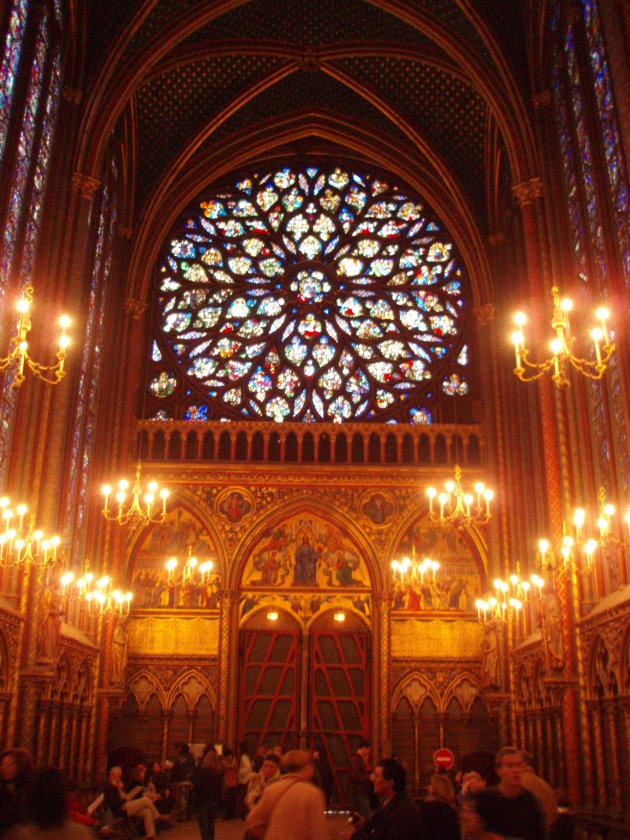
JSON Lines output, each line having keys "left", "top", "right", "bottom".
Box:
{"left": 128, "top": 615, "right": 219, "bottom": 655}
{"left": 391, "top": 617, "right": 484, "bottom": 658}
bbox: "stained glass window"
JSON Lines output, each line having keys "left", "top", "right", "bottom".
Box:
{"left": 150, "top": 166, "right": 470, "bottom": 423}
{"left": 582, "top": 0, "right": 630, "bottom": 288}
{"left": 551, "top": 0, "right": 630, "bottom": 494}
{"left": 0, "top": 0, "right": 28, "bottom": 163}
{"left": 65, "top": 161, "right": 118, "bottom": 557}
{"left": 0, "top": 6, "right": 63, "bottom": 486}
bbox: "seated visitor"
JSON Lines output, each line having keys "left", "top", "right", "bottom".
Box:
{"left": 104, "top": 765, "right": 169, "bottom": 839}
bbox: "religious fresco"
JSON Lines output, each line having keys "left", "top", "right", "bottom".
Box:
{"left": 131, "top": 508, "right": 220, "bottom": 609}
{"left": 391, "top": 516, "right": 481, "bottom": 613}
{"left": 241, "top": 514, "right": 370, "bottom": 591}
{"left": 216, "top": 488, "right": 253, "bottom": 524}
{"left": 361, "top": 492, "right": 395, "bottom": 526}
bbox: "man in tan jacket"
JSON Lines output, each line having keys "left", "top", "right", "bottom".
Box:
{"left": 245, "top": 750, "right": 328, "bottom": 840}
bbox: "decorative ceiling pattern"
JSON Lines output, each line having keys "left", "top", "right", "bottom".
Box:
{"left": 84, "top": 1, "right": 530, "bottom": 243}
{"left": 135, "top": 54, "right": 285, "bottom": 199}
{"left": 181, "top": 0, "right": 431, "bottom": 48}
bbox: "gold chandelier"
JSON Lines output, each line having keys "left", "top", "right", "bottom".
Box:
{"left": 0, "top": 286, "right": 70, "bottom": 389}
{"left": 426, "top": 465, "right": 493, "bottom": 529}
{"left": 538, "top": 488, "right": 629, "bottom": 573}
{"left": 60, "top": 568, "right": 133, "bottom": 617}
{"left": 475, "top": 568, "right": 544, "bottom": 625}
{"left": 511, "top": 286, "right": 613, "bottom": 387}
{"left": 102, "top": 465, "right": 169, "bottom": 526}
{"left": 165, "top": 545, "right": 216, "bottom": 587}
{"left": 391, "top": 552, "right": 440, "bottom": 583}
{"left": 0, "top": 497, "right": 61, "bottom": 567}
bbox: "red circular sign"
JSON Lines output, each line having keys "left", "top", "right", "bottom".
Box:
{"left": 434, "top": 747, "right": 455, "bottom": 771}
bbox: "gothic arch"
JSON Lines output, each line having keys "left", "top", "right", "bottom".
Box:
{"left": 443, "top": 672, "right": 482, "bottom": 714}
{"left": 124, "top": 669, "right": 167, "bottom": 712}
{"left": 232, "top": 496, "right": 382, "bottom": 592}
{"left": 166, "top": 669, "right": 216, "bottom": 711}
{"left": 388, "top": 508, "right": 488, "bottom": 588}
{"left": 74, "top": 0, "right": 535, "bottom": 189}
{"left": 391, "top": 673, "right": 440, "bottom": 713}
{"left": 128, "top": 499, "right": 226, "bottom": 580}
{"left": 128, "top": 115, "right": 493, "bottom": 306}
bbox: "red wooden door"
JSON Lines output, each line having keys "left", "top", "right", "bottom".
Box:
{"left": 238, "top": 628, "right": 300, "bottom": 754}
{"left": 309, "top": 624, "right": 370, "bottom": 806}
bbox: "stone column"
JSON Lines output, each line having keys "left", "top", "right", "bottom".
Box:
{"left": 217, "top": 589, "right": 239, "bottom": 744}
{"left": 603, "top": 699, "right": 622, "bottom": 814}
{"left": 372, "top": 593, "right": 391, "bottom": 751}
{"left": 589, "top": 702, "right": 606, "bottom": 809}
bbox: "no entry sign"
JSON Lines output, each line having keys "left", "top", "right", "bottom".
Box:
{"left": 434, "top": 747, "right": 455, "bottom": 771}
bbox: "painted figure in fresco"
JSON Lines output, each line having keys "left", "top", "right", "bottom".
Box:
{"left": 293, "top": 534, "right": 321, "bottom": 585}
{"left": 363, "top": 493, "right": 393, "bottom": 525}
{"left": 406, "top": 582, "right": 422, "bottom": 611}
{"left": 333, "top": 551, "right": 363, "bottom": 586}
{"left": 392, "top": 584, "right": 406, "bottom": 610}
{"left": 221, "top": 491, "right": 251, "bottom": 523}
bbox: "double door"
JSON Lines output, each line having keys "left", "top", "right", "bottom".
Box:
{"left": 237, "top": 611, "right": 370, "bottom": 805}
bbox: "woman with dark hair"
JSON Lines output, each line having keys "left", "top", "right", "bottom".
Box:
{"left": 10, "top": 767, "right": 93, "bottom": 838}
{"left": 0, "top": 747, "right": 34, "bottom": 835}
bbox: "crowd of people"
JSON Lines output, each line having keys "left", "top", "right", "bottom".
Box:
{"left": 0, "top": 739, "right": 575, "bottom": 840}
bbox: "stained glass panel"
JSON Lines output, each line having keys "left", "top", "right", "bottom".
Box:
{"left": 0, "top": 0, "right": 28, "bottom": 164}
{"left": 152, "top": 166, "right": 470, "bottom": 423}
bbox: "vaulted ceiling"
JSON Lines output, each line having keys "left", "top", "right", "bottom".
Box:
{"left": 78, "top": 1, "right": 538, "bottom": 254}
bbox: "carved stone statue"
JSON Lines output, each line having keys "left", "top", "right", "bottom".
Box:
{"left": 480, "top": 622, "right": 499, "bottom": 688}
{"left": 541, "top": 591, "right": 565, "bottom": 670}
{"left": 110, "top": 616, "right": 129, "bottom": 685}
{"left": 37, "top": 585, "right": 62, "bottom": 664}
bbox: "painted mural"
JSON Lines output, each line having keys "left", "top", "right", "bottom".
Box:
{"left": 131, "top": 508, "right": 220, "bottom": 609}
{"left": 240, "top": 514, "right": 371, "bottom": 623}
{"left": 391, "top": 515, "right": 482, "bottom": 613}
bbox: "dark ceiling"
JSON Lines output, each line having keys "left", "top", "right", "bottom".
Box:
{"left": 85, "top": 1, "right": 531, "bottom": 234}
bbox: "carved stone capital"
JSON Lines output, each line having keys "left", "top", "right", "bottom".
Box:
{"left": 62, "top": 87, "right": 82, "bottom": 105}
{"left": 533, "top": 90, "right": 551, "bottom": 109}
{"left": 473, "top": 303, "right": 495, "bottom": 325}
{"left": 488, "top": 231, "right": 506, "bottom": 247}
{"left": 512, "top": 177, "right": 544, "bottom": 206}
{"left": 71, "top": 172, "right": 101, "bottom": 200}
{"left": 123, "top": 298, "right": 147, "bottom": 319}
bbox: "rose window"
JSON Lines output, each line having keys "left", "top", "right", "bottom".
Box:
{"left": 149, "top": 166, "right": 470, "bottom": 423}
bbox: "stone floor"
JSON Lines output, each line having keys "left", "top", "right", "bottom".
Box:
{"left": 160, "top": 812, "right": 353, "bottom": 840}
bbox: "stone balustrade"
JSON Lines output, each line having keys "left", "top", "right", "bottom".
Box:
{"left": 135, "top": 420, "right": 485, "bottom": 467}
